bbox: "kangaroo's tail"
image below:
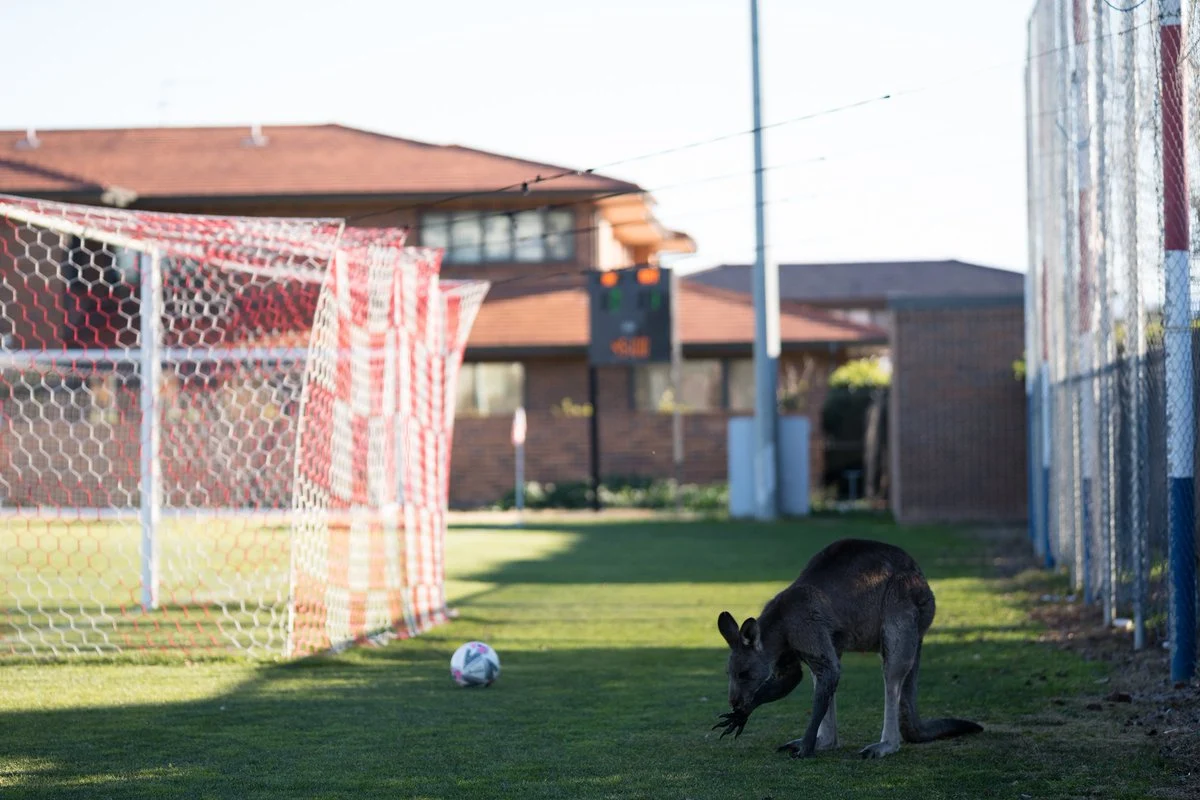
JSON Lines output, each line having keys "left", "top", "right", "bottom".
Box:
{"left": 900, "top": 642, "right": 983, "bottom": 744}
{"left": 901, "top": 716, "right": 984, "bottom": 743}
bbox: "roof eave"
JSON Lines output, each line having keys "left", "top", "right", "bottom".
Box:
{"left": 597, "top": 193, "right": 695, "bottom": 254}
{"left": 464, "top": 337, "right": 887, "bottom": 358}
{"left": 124, "top": 188, "right": 631, "bottom": 205}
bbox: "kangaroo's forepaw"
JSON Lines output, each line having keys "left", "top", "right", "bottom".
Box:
{"left": 776, "top": 738, "right": 815, "bottom": 759}
{"left": 859, "top": 740, "right": 900, "bottom": 759}
{"left": 711, "top": 710, "right": 748, "bottom": 740}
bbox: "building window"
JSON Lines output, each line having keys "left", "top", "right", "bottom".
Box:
{"left": 634, "top": 356, "right": 819, "bottom": 414}
{"left": 456, "top": 362, "right": 524, "bottom": 416}
{"left": 633, "top": 359, "right": 723, "bottom": 412}
{"left": 421, "top": 209, "right": 575, "bottom": 264}
{"left": 61, "top": 237, "right": 141, "bottom": 349}
{"left": 726, "top": 358, "right": 755, "bottom": 411}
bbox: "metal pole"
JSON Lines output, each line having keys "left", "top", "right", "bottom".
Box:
{"left": 515, "top": 444, "right": 525, "bottom": 524}
{"left": 1092, "top": 0, "right": 1116, "bottom": 627}
{"left": 1159, "top": 0, "right": 1196, "bottom": 682}
{"left": 1024, "top": 43, "right": 1040, "bottom": 554}
{"left": 1072, "top": 0, "right": 1095, "bottom": 603}
{"left": 1043, "top": 0, "right": 1061, "bottom": 571}
{"left": 1121, "top": 0, "right": 1146, "bottom": 650}
{"left": 750, "top": 0, "right": 780, "bottom": 521}
{"left": 513, "top": 406, "right": 526, "bottom": 526}
{"left": 588, "top": 365, "right": 602, "bottom": 512}
{"left": 669, "top": 267, "right": 684, "bottom": 514}
{"left": 1057, "top": 0, "right": 1081, "bottom": 587}
{"left": 1042, "top": 361, "right": 1055, "bottom": 568}
{"left": 138, "top": 250, "right": 162, "bottom": 612}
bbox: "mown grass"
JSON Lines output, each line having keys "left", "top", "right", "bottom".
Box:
{"left": 0, "top": 516, "right": 1171, "bottom": 799}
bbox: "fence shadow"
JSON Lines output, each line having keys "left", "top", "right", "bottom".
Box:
{"left": 451, "top": 515, "right": 1008, "bottom": 586}
{"left": 0, "top": 635, "right": 1079, "bottom": 800}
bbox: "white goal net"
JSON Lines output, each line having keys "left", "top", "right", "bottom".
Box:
{"left": 0, "top": 194, "right": 488, "bottom": 659}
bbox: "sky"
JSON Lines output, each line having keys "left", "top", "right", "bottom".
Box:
{"left": 0, "top": 0, "right": 1034, "bottom": 275}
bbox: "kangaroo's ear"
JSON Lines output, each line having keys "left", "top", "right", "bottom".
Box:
{"left": 739, "top": 617, "right": 762, "bottom": 651}
{"left": 717, "top": 611, "right": 741, "bottom": 649}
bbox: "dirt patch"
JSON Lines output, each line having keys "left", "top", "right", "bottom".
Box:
{"left": 1029, "top": 595, "right": 1200, "bottom": 797}
{"left": 978, "top": 525, "right": 1200, "bottom": 798}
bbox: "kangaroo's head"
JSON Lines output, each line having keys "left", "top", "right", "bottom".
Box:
{"left": 717, "top": 610, "right": 804, "bottom": 715}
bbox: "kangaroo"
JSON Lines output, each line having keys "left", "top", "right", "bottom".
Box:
{"left": 712, "top": 538, "right": 982, "bottom": 760}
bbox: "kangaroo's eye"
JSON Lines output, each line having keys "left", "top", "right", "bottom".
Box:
{"left": 737, "top": 670, "right": 750, "bottom": 680}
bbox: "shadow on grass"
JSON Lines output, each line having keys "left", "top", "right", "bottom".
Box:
{"left": 0, "top": 638, "right": 1136, "bottom": 800}
{"left": 451, "top": 516, "right": 1002, "bottom": 585}
{"left": 0, "top": 518, "right": 1166, "bottom": 799}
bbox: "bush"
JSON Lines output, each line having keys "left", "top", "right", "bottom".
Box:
{"left": 492, "top": 475, "right": 728, "bottom": 514}
{"left": 828, "top": 357, "right": 890, "bottom": 390}
{"left": 822, "top": 357, "right": 890, "bottom": 501}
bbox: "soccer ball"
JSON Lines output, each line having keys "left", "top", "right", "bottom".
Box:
{"left": 450, "top": 641, "right": 501, "bottom": 687}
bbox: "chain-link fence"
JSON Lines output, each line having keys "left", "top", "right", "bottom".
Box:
{"left": 1026, "top": 0, "right": 1198, "bottom": 680}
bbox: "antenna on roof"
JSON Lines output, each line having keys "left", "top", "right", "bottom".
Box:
{"left": 243, "top": 123, "right": 269, "bottom": 148}
{"left": 14, "top": 127, "right": 40, "bottom": 150}
{"left": 100, "top": 185, "right": 139, "bottom": 208}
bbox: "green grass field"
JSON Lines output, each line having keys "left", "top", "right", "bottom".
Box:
{"left": 0, "top": 515, "right": 1173, "bottom": 799}
{"left": 1, "top": 518, "right": 293, "bottom": 656}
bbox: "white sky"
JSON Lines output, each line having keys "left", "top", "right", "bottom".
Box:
{"left": 0, "top": 0, "right": 1034, "bottom": 275}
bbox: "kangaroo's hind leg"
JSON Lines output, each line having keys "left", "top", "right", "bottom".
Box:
{"left": 816, "top": 686, "right": 839, "bottom": 751}
{"left": 860, "top": 609, "right": 920, "bottom": 759}
{"left": 899, "top": 639, "right": 925, "bottom": 743}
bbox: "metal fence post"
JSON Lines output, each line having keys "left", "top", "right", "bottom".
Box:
{"left": 1159, "top": 0, "right": 1197, "bottom": 682}
{"left": 138, "top": 250, "right": 163, "bottom": 612}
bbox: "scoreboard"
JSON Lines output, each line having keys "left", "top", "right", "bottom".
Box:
{"left": 586, "top": 265, "right": 673, "bottom": 366}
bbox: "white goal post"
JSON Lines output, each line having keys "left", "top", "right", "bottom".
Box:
{"left": 0, "top": 194, "right": 488, "bottom": 659}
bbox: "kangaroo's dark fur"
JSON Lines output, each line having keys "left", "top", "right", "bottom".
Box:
{"left": 714, "top": 538, "right": 983, "bottom": 760}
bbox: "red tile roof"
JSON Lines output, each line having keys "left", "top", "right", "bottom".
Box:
{"left": 0, "top": 124, "right": 638, "bottom": 199}
{"left": 466, "top": 276, "right": 887, "bottom": 351}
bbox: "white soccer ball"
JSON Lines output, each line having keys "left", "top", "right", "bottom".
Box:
{"left": 450, "top": 641, "right": 501, "bottom": 687}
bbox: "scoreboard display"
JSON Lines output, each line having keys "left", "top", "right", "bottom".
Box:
{"left": 586, "top": 265, "right": 673, "bottom": 366}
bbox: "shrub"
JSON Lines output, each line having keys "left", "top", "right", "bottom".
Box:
{"left": 551, "top": 397, "right": 593, "bottom": 417}
{"left": 822, "top": 357, "right": 890, "bottom": 501}
{"left": 492, "top": 476, "right": 728, "bottom": 514}
{"left": 828, "top": 356, "right": 890, "bottom": 390}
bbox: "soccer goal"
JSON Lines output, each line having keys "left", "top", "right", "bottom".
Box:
{"left": 0, "top": 194, "right": 488, "bottom": 659}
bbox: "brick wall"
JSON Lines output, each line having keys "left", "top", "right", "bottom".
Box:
{"left": 0, "top": 383, "right": 299, "bottom": 509}
{"left": 521, "top": 359, "right": 630, "bottom": 410}
{"left": 888, "top": 295, "right": 1028, "bottom": 523}
{"left": 0, "top": 366, "right": 828, "bottom": 512}
{"left": 444, "top": 351, "right": 836, "bottom": 508}
{"left": 0, "top": 219, "right": 69, "bottom": 349}
{"left": 0, "top": 404, "right": 822, "bottom": 512}
{"left": 448, "top": 410, "right": 821, "bottom": 509}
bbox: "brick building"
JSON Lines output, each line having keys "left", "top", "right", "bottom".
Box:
{"left": 453, "top": 274, "right": 885, "bottom": 506}
{"left": 0, "top": 123, "right": 885, "bottom": 509}
{"left": 690, "top": 260, "right": 1029, "bottom": 521}
{"left": 887, "top": 294, "right": 1028, "bottom": 523}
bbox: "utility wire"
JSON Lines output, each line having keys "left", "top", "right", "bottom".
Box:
{"left": 352, "top": 151, "right": 835, "bottom": 270}
{"left": 348, "top": 13, "right": 1154, "bottom": 230}
{"left": 452, "top": 188, "right": 825, "bottom": 293}
{"left": 344, "top": 93, "right": 893, "bottom": 226}
{"left": 347, "top": 11, "right": 1157, "bottom": 295}
{"left": 390, "top": 150, "right": 842, "bottom": 281}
